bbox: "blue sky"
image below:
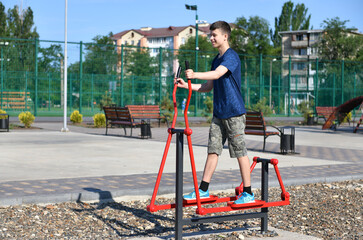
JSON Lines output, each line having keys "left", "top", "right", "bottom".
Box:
{"left": 2, "top": 0, "right": 363, "bottom": 43}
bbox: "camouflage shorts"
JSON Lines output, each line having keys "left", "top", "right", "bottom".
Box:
{"left": 208, "top": 115, "right": 248, "bottom": 158}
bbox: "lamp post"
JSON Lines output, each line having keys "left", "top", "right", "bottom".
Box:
{"left": 61, "top": 0, "right": 69, "bottom": 132}
{"left": 185, "top": 4, "right": 198, "bottom": 116}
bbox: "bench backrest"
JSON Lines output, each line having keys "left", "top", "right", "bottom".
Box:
{"left": 245, "top": 111, "right": 266, "bottom": 132}
{"left": 1, "top": 91, "right": 31, "bottom": 110}
{"left": 103, "top": 106, "right": 118, "bottom": 121}
{"left": 115, "top": 107, "right": 133, "bottom": 122}
{"left": 127, "top": 105, "right": 162, "bottom": 119}
{"left": 316, "top": 106, "right": 336, "bottom": 119}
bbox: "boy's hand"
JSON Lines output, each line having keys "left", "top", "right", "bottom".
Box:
{"left": 174, "top": 78, "right": 188, "bottom": 89}
{"left": 185, "top": 69, "right": 195, "bottom": 79}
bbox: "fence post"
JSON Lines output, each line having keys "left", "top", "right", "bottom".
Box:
{"left": 259, "top": 53, "right": 263, "bottom": 100}
{"left": 0, "top": 47, "right": 3, "bottom": 109}
{"left": 159, "top": 47, "right": 162, "bottom": 105}
{"left": 315, "top": 58, "right": 319, "bottom": 108}
{"left": 333, "top": 73, "right": 336, "bottom": 107}
{"left": 278, "top": 75, "right": 281, "bottom": 114}
{"left": 34, "top": 38, "right": 39, "bottom": 116}
{"left": 91, "top": 73, "right": 94, "bottom": 112}
{"left": 132, "top": 75, "right": 135, "bottom": 104}
{"left": 120, "top": 44, "right": 124, "bottom": 106}
{"left": 25, "top": 71, "right": 28, "bottom": 110}
{"left": 69, "top": 73, "right": 72, "bottom": 112}
{"left": 48, "top": 73, "right": 51, "bottom": 112}
{"left": 288, "top": 56, "right": 291, "bottom": 117}
{"left": 79, "top": 41, "right": 83, "bottom": 113}
{"left": 341, "top": 59, "right": 344, "bottom": 105}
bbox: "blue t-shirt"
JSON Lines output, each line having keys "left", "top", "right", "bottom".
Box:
{"left": 211, "top": 48, "right": 246, "bottom": 119}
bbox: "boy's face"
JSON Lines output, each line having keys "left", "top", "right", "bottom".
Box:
{"left": 209, "top": 28, "right": 228, "bottom": 49}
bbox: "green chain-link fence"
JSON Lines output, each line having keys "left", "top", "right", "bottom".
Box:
{"left": 0, "top": 37, "right": 362, "bottom": 117}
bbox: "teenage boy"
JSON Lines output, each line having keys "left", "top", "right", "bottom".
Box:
{"left": 175, "top": 21, "right": 254, "bottom": 204}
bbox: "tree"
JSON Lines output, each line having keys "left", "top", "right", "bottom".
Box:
{"left": 177, "top": 35, "right": 215, "bottom": 71}
{"left": 81, "top": 32, "right": 117, "bottom": 74}
{"left": 319, "top": 17, "right": 363, "bottom": 60}
{"left": 0, "top": 2, "right": 7, "bottom": 36}
{"left": 6, "top": 5, "right": 38, "bottom": 39}
{"left": 126, "top": 49, "right": 155, "bottom": 76}
{"left": 230, "top": 16, "right": 273, "bottom": 56}
{"left": 38, "top": 44, "right": 63, "bottom": 72}
{"left": 271, "top": 1, "right": 311, "bottom": 48}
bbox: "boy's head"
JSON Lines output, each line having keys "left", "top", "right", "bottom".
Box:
{"left": 209, "top": 21, "right": 231, "bottom": 39}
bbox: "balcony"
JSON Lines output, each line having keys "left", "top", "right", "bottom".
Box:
{"left": 291, "top": 40, "right": 308, "bottom": 48}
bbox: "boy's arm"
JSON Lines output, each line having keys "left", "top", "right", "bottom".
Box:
{"left": 175, "top": 78, "right": 213, "bottom": 93}
{"left": 186, "top": 65, "right": 228, "bottom": 81}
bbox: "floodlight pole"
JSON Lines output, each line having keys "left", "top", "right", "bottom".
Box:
{"left": 61, "top": 0, "right": 69, "bottom": 132}
{"left": 185, "top": 4, "right": 198, "bottom": 116}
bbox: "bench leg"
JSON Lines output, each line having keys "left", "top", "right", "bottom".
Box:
{"left": 263, "top": 137, "right": 266, "bottom": 152}
{"left": 123, "top": 127, "right": 126, "bottom": 135}
{"left": 105, "top": 125, "right": 108, "bottom": 135}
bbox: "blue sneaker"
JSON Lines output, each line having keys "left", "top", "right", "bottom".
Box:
{"left": 183, "top": 189, "right": 209, "bottom": 200}
{"left": 234, "top": 192, "right": 255, "bottom": 204}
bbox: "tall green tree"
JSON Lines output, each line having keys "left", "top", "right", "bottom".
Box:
{"left": 126, "top": 49, "right": 155, "bottom": 76}
{"left": 6, "top": 5, "right": 38, "bottom": 39}
{"left": 271, "top": 1, "right": 311, "bottom": 48}
{"left": 319, "top": 17, "right": 363, "bottom": 60}
{"left": 230, "top": 16, "right": 273, "bottom": 55}
{"left": 177, "top": 35, "right": 215, "bottom": 71}
{"left": 82, "top": 32, "right": 117, "bottom": 74}
{"left": 0, "top": 2, "right": 7, "bottom": 36}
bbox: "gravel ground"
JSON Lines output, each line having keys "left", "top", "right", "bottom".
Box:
{"left": 0, "top": 179, "right": 361, "bottom": 240}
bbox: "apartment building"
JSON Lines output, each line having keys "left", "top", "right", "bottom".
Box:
{"left": 112, "top": 24, "right": 210, "bottom": 76}
{"left": 279, "top": 29, "right": 323, "bottom": 91}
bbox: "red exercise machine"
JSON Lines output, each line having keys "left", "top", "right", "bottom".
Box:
{"left": 147, "top": 61, "right": 290, "bottom": 239}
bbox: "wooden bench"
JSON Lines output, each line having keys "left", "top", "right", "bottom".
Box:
{"left": 103, "top": 106, "right": 141, "bottom": 136}
{"left": 126, "top": 105, "right": 168, "bottom": 127}
{"left": 245, "top": 111, "right": 281, "bottom": 152}
{"left": 315, "top": 106, "right": 336, "bottom": 122}
{"left": 0, "top": 91, "right": 30, "bottom": 110}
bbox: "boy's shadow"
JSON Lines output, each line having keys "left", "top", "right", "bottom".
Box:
{"left": 72, "top": 187, "right": 176, "bottom": 238}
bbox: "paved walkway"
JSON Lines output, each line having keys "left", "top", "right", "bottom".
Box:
{"left": 0, "top": 121, "right": 361, "bottom": 206}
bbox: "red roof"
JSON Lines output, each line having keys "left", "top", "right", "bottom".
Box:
{"left": 112, "top": 25, "right": 210, "bottom": 40}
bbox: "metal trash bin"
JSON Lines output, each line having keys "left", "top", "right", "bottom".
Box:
{"left": 280, "top": 127, "right": 295, "bottom": 154}
{"left": 141, "top": 120, "right": 151, "bottom": 139}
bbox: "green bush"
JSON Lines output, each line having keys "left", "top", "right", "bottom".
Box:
{"left": 93, "top": 113, "right": 106, "bottom": 127}
{"left": 298, "top": 100, "right": 314, "bottom": 123}
{"left": 0, "top": 109, "right": 7, "bottom": 119}
{"left": 251, "top": 97, "right": 272, "bottom": 116}
{"left": 99, "top": 91, "right": 114, "bottom": 110}
{"left": 70, "top": 110, "right": 83, "bottom": 124}
{"left": 18, "top": 111, "right": 35, "bottom": 128}
{"left": 202, "top": 96, "right": 213, "bottom": 123}
{"left": 160, "top": 92, "right": 173, "bottom": 123}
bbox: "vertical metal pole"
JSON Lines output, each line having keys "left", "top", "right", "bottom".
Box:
{"left": 132, "top": 75, "right": 135, "bottom": 104}
{"left": 288, "top": 56, "right": 291, "bottom": 117}
{"left": 159, "top": 47, "right": 163, "bottom": 105}
{"left": 1, "top": 48, "right": 3, "bottom": 109}
{"left": 333, "top": 73, "right": 336, "bottom": 107}
{"left": 91, "top": 74, "right": 94, "bottom": 112}
{"left": 315, "top": 58, "right": 319, "bottom": 108}
{"left": 341, "top": 60, "right": 344, "bottom": 105}
{"left": 259, "top": 54, "right": 263, "bottom": 100}
{"left": 79, "top": 41, "right": 83, "bottom": 113}
{"left": 25, "top": 71, "right": 28, "bottom": 110}
{"left": 120, "top": 45, "right": 124, "bottom": 106}
{"left": 194, "top": 14, "right": 198, "bottom": 117}
{"left": 62, "top": 0, "right": 69, "bottom": 132}
{"left": 278, "top": 75, "right": 281, "bottom": 114}
{"left": 48, "top": 73, "right": 51, "bottom": 112}
{"left": 269, "top": 60, "right": 272, "bottom": 108}
{"left": 34, "top": 38, "right": 38, "bottom": 116}
{"left": 175, "top": 132, "right": 184, "bottom": 240}
{"left": 261, "top": 161, "right": 269, "bottom": 232}
{"left": 69, "top": 74, "right": 72, "bottom": 112}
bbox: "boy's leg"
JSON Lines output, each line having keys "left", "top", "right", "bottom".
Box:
{"left": 237, "top": 155, "right": 251, "bottom": 187}
{"left": 202, "top": 153, "right": 219, "bottom": 183}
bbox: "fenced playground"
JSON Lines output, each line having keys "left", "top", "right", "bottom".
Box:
{"left": 0, "top": 37, "right": 362, "bottom": 117}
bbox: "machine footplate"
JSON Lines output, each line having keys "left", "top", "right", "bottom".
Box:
{"left": 227, "top": 200, "right": 265, "bottom": 208}
{"left": 183, "top": 195, "right": 219, "bottom": 204}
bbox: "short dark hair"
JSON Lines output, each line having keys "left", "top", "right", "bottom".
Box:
{"left": 210, "top": 21, "right": 231, "bottom": 38}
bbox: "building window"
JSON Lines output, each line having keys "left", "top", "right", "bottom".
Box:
{"left": 293, "top": 48, "right": 307, "bottom": 56}
{"left": 181, "top": 37, "right": 185, "bottom": 44}
{"left": 189, "top": 28, "right": 193, "bottom": 34}
{"left": 293, "top": 62, "right": 306, "bottom": 70}
{"left": 131, "top": 32, "right": 134, "bottom": 38}
{"left": 296, "top": 34, "right": 304, "bottom": 41}
{"left": 131, "top": 40, "right": 134, "bottom": 45}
